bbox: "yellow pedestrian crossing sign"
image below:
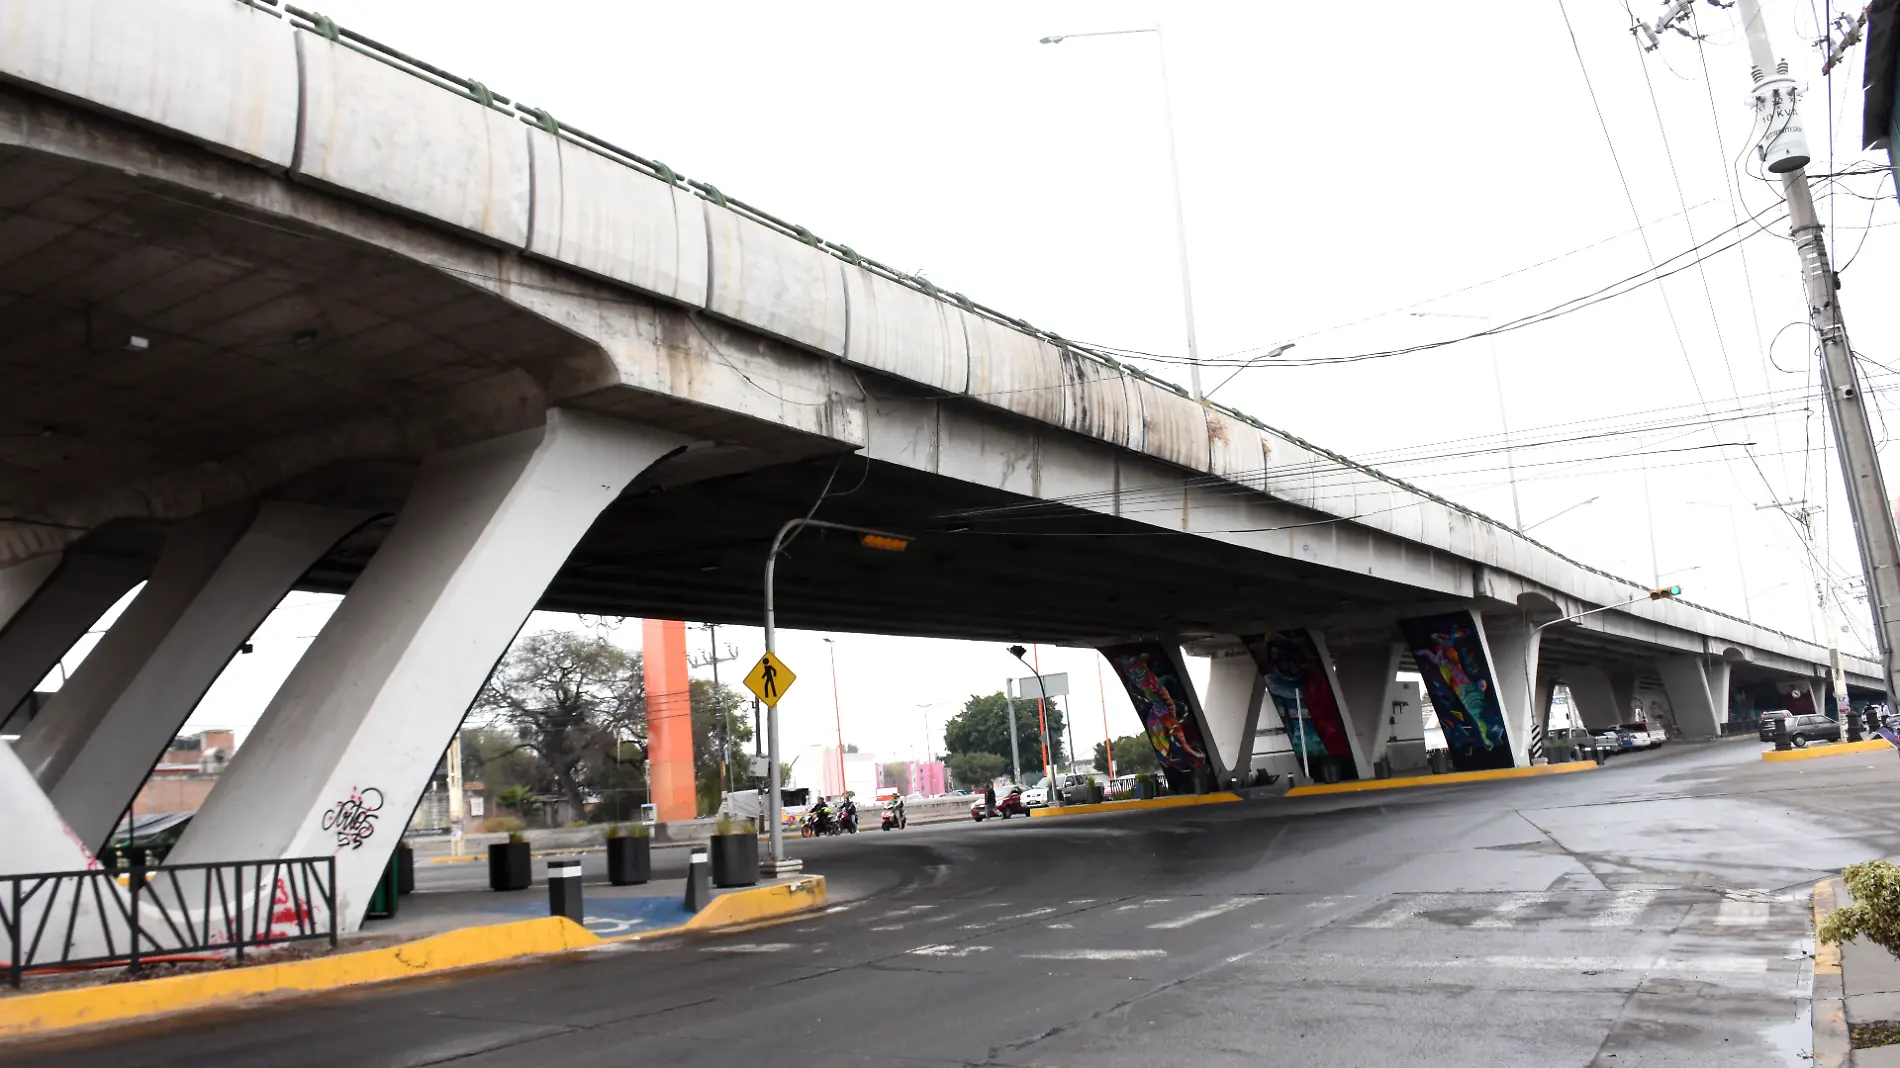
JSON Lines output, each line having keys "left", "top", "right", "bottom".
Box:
{"left": 743, "top": 652, "right": 795, "bottom": 707}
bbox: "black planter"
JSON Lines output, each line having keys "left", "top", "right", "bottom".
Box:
{"left": 488, "top": 841, "right": 531, "bottom": 891}
{"left": 606, "top": 835, "right": 652, "bottom": 886}
{"left": 396, "top": 843, "right": 415, "bottom": 895}
{"left": 709, "top": 832, "right": 759, "bottom": 888}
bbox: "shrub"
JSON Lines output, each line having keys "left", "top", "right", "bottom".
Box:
{"left": 1820, "top": 861, "right": 1900, "bottom": 956}
{"left": 478, "top": 817, "right": 524, "bottom": 834}
{"left": 605, "top": 823, "right": 649, "bottom": 839}
{"left": 507, "top": 830, "right": 528, "bottom": 845}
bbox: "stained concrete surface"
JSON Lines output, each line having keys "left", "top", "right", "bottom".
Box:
{"left": 13, "top": 738, "right": 1900, "bottom": 1067}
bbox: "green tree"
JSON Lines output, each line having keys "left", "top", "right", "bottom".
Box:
{"left": 473, "top": 630, "right": 641, "bottom": 817}
{"left": 946, "top": 751, "right": 1007, "bottom": 791}
{"left": 690, "top": 677, "right": 754, "bottom": 816}
{"left": 1093, "top": 735, "right": 1160, "bottom": 776}
{"left": 880, "top": 762, "right": 911, "bottom": 795}
{"left": 944, "top": 692, "right": 1064, "bottom": 771}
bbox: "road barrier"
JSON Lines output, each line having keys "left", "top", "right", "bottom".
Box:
{"left": 3, "top": 857, "right": 336, "bottom": 988}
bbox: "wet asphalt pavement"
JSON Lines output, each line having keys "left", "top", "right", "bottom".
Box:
{"left": 14, "top": 739, "right": 1900, "bottom": 1067}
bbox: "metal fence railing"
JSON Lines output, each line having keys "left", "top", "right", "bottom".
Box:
{"left": 2, "top": 857, "right": 336, "bottom": 987}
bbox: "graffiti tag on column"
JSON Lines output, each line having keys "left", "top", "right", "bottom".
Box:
{"left": 320, "top": 785, "right": 384, "bottom": 850}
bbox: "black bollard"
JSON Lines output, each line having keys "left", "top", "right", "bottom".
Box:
{"left": 1773, "top": 715, "right": 1792, "bottom": 751}
{"left": 547, "top": 858, "right": 583, "bottom": 923}
{"left": 684, "top": 849, "right": 711, "bottom": 914}
{"left": 1849, "top": 712, "right": 1865, "bottom": 742}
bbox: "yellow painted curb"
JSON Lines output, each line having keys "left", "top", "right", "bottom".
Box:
{"left": 0, "top": 874, "right": 829, "bottom": 1040}
{"left": 1812, "top": 877, "right": 1849, "bottom": 1068}
{"left": 1029, "top": 792, "right": 1243, "bottom": 818}
{"left": 681, "top": 875, "right": 827, "bottom": 931}
{"left": 0, "top": 916, "right": 601, "bottom": 1041}
{"left": 1761, "top": 738, "right": 1894, "bottom": 762}
{"left": 1284, "top": 759, "right": 1596, "bottom": 796}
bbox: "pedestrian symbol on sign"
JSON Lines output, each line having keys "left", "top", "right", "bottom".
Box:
{"left": 743, "top": 652, "right": 796, "bottom": 707}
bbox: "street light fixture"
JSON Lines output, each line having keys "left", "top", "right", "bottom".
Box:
{"left": 1522, "top": 585, "right": 1683, "bottom": 757}
{"left": 1007, "top": 644, "right": 1054, "bottom": 781}
{"left": 761, "top": 517, "right": 912, "bottom": 876}
{"left": 822, "top": 637, "right": 846, "bottom": 800}
{"left": 1040, "top": 26, "right": 1204, "bottom": 401}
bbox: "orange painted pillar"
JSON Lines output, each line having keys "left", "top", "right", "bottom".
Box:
{"left": 643, "top": 618, "right": 698, "bottom": 823}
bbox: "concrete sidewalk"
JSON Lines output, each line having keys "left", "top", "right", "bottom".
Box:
{"left": 1826, "top": 878, "right": 1900, "bottom": 1067}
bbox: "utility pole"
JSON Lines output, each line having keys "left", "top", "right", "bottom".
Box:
{"left": 446, "top": 730, "right": 464, "bottom": 857}
{"left": 691, "top": 624, "right": 739, "bottom": 797}
{"left": 1003, "top": 681, "right": 1023, "bottom": 783}
{"left": 1653, "top": 0, "right": 1900, "bottom": 703}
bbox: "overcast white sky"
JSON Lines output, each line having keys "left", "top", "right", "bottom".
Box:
{"left": 67, "top": 0, "right": 1897, "bottom": 763}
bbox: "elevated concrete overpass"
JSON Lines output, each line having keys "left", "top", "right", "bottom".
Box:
{"left": 0, "top": 0, "right": 1880, "bottom": 925}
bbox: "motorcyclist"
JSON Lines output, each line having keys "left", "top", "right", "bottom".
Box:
{"left": 839, "top": 795, "right": 858, "bottom": 832}
{"left": 809, "top": 797, "right": 832, "bottom": 834}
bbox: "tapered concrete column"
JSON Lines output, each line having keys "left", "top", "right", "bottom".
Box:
{"left": 1480, "top": 614, "right": 1541, "bottom": 767}
{"left": 1332, "top": 641, "right": 1402, "bottom": 774}
{"left": 0, "top": 741, "right": 96, "bottom": 874}
{"left": 1533, "top": 677, "right": 1556, "bottom": 735}
{"left": 18, "top": 504, "right": 367, "bottom": 851}
{"left": 1200, "top": 645, "right": 1266, "bottom": 786}
{"left": 1398, "top": 611, "right": 1519, "bottom": 771}
{"left": 1564, "top": 665, "right": 1621, "bottom": 730}
{"left": 0, "top": 551, "right": 150, "bottom": 718}
{"left": 170, "top": 411, "right": 685, "bottom": 928}
{"left": 1656, "top": 656, "right": 1726, "bottom": 738}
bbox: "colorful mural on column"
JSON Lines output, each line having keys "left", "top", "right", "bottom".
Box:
{"left": 1397, "top": 611, "right": 1514, "bottom": 772}
{"left": 1240, "top": 631, "right": 1358, "bottom": 780}
{"left": 1100, "top": 641, "right": 1210, "bottom": 793}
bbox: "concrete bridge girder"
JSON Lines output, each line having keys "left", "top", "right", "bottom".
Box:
{"left": 0, "top": 10, "right": 1866, "bottom": 685}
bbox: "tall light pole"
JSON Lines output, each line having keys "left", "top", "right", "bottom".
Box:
{"left": 1409, "top": 310, "right": 1522, "bottom": 529}
{"left": 762, "top": 517, "right": 911, "bottom": 876}
{"left": 823, "top": 637, "right": 846, "bottom": 798}
{"left": 1041, "top": 27, "right": 1203, "bottom": 400}
{"left": 1007, "top": 644, "right": 1053, "bottom": 781}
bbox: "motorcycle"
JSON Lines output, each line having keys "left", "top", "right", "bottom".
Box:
{"left": 838, "top": 803, "right": 859, "bottom": 834}
{"left": 881, "top": 803, "right": 907, "bottom": 831}
{"left": 970, "top": 787, "right": 1029, "bottom": 822}
{"left": 800, "top": 808, "right": 839, "bottom": 837}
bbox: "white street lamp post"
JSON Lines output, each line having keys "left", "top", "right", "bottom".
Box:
{"left": 1041, "top": 27, "right": 1203, "bottom": 401}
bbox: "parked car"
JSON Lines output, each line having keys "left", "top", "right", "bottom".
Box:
{"left": 1020, "top": 784, "right": 1049, "bottom": 808}
{"left": 1544, "top": 727, "right": 1602, "bottom": 762}
{"left": 1757, "top": 711, "right": 1792, "bottom": 742}
{"left": 1591, "top": 728, "right": 1623, "bottom": 756}
{"left": 1770, "top": 713, "right": 1841, "bottom": 748}
{"left": 103, "top": 811, "right": 194, "bottom": 866}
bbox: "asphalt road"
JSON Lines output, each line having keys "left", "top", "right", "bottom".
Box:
{"left": 17, "top": 739, "right": 1900, "bottom": 1067}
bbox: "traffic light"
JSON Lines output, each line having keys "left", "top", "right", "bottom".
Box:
{"left": 1649, "top": 585, "right": 1682, "bottom": 600}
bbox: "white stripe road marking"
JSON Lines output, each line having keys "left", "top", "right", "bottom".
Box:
{"left": 1470, "top": 892, "right": 1547, "bottom": 929}
{"left": 1047, "top": 923, "right": 1075, "bottom": 929}
{"left": 1002, "top": 907, "right": 1058, "bottom": 921}
{"left": 879, "top": 905, "right": 936, "bottom": 918}
{"left": 1148, "top": 897, "right": 1258, "bottom": 930}
{"left": 909, "top": 944, "right": 991, "bottom": 957}
{"left": 1023, "top": 949, "right": 1168, "bottom": 961}
{"left": 1115, "top": 898, "right": 1175, "bottom": 912}
{"left": 701, "top": 943, "right": 794, "bottom": 954}
{"left": 1355, "top": 898, "right": 1430, "bottom": 929}
{"left": 1714, "top": 900, "right": 1772, "bottom": 926}
{"left": 1586, "top": 890, "right": 1658, "bottom": 928}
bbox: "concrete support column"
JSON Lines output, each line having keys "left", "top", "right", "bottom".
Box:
{"left": 16, "top": 504, "right": 366, "bottom": 851}
{"left": 0, "top": 551, "right": 150, "bottom": 718}
{"left": 1564, "top": 664, "right": 1622, "bottom": 730}
{"left": 169, "top": 411, "right": 685, "bottom": 928}
{"left": 1331, "top": 641, "right": 1402, "bottom": 775}
{"left": 1480, "top": 613, "right": 1542, "bottom": 767}
{"left": 1533, "top": 677, "right": 1557, "bottom": 736}
{"left": 1200, "top": 645, "right": 1266, "bottom": 787}
{"left": 0, "top": 738, "right": 96, "bottom": 874}
{"left": 1656, "top": 656, "right": 1725, "bottom": 739}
